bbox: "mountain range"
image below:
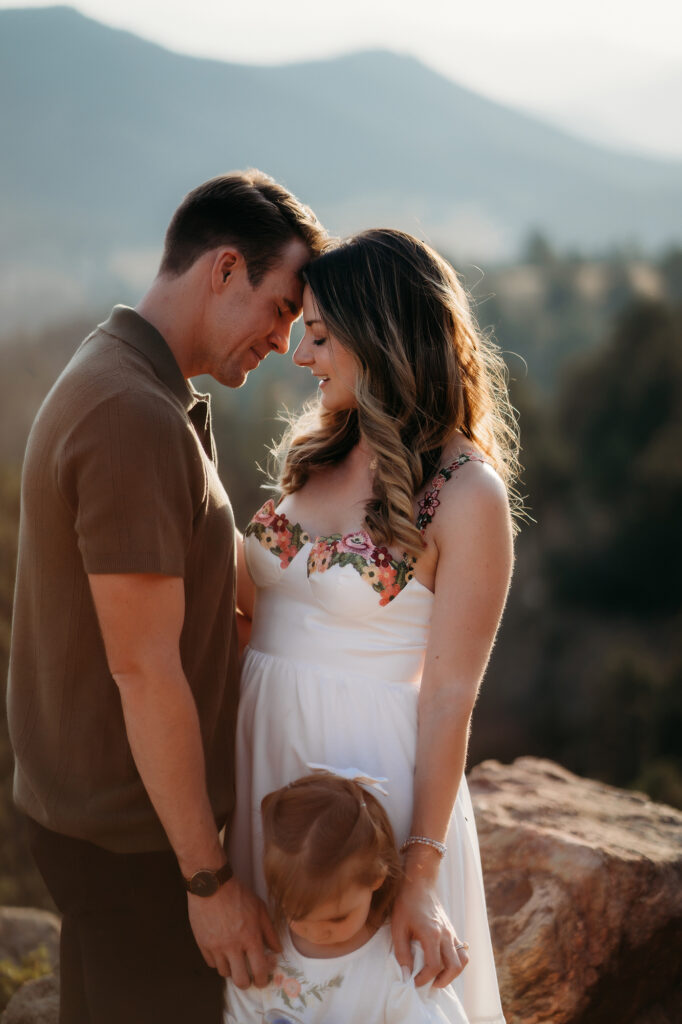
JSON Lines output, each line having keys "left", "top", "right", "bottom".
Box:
{"left": 1, "top": 5, "right": 681, "bottom": 327}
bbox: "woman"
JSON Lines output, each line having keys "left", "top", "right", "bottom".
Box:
{"left": 231, "top": 229, "right": 518, "bottom": 1023}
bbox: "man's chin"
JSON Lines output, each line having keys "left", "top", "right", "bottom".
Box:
{"left": 214, "top": 365, "right": 248, "bottom": 389}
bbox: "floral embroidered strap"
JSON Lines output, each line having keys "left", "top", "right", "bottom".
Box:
{"left": 244, "top": 499, "right": 310, "bottom": 568}
{"left": 416, "top": 452, "right": 487, "bottom": 534}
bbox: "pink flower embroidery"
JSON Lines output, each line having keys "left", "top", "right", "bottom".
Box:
{"left": 272, "top": 972, "right": 284, "bottom": 988}
{"left": 418, "top": 490, "right": 440, "bottom": 518}
{"left": 253, "top": 499, "right": 277, "bottom": 525}
{"left": 282, "top": 977, "right": 301, "bottom": 999}
{"left": 338, "top": 531, "right": 373, "bottom": 555}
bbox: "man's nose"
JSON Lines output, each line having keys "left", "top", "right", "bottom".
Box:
{"left": 268, "top": 325, "right": 290, "bottom": 355}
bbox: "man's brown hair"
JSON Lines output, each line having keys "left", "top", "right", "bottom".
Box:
{"left": 160, "top": 169, "right": 326, "bottom": 284}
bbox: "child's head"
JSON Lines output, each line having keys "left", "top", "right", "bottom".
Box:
{"left": 261, "top": 771, "right": 402, "bottom": 944}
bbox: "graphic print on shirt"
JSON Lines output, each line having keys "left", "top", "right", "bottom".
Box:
{"left": 267, "top": 963, "right": 344, "bottom": 1013}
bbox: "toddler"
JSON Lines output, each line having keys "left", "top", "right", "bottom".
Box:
{"left": 224, "top": 770, "right": 469, "bottom": 1023}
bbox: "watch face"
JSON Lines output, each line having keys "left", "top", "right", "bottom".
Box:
{"left": 189, "top": 870, "right": 219, "bottom": 897}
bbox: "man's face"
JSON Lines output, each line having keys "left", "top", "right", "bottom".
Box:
{"left": 203, "top": 237, "right": 311, "bottom": 387}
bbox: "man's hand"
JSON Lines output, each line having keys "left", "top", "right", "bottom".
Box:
{"left": 391, "top": 875, "right": 469, "bottom": 988}
{"left": 188, "top": 877, "right": 281, "bottom": 988}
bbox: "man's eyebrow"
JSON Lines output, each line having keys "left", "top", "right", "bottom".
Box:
{"left": 284, "top": 298, "right": 299, "bottom": 315}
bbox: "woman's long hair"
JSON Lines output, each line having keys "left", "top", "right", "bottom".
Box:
{"left": 275, "top": 229, "right": 521, "bottom": 557}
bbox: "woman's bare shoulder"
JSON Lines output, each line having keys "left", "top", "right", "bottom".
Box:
{"left": 429, "top": 445, "right": 511, "bottom": 542}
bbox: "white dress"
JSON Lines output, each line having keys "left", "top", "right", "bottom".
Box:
{"left": 230, "top": 457, "right": 506, "bottom": 1024}
{"left": 224, "top": 923, "right": 468, "bottom": 1023}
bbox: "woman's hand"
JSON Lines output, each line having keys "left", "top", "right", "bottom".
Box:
{"left": 391, "top": 868, "right": 469, "bottom": 988}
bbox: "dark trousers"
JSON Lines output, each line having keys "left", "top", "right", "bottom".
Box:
{"left": 27, "top": 819, "right": 224, "bottom": 1024}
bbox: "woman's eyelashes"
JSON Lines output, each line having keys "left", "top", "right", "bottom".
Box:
{"left": 312, "top": 337, "right": 327, "bottom": 347}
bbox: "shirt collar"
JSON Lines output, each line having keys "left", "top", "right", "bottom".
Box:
{"left": 99, "top": 305, "right": 205, "bottom": 414}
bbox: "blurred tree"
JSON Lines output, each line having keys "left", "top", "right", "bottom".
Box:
{"left": 659, "top": 247, "right": 682, "bottom": 304}
{"left": 550, "top": 299, "right": 682, "bottom": 611}
{"left": 586, "top": 653, "right": 659, "bottom": 788}
{"left": 523, "top": 230, "right": 556, "bottom": 267}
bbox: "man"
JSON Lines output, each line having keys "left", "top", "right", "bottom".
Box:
{"left": 7, "top": 170, "right": 326, "bottom": 1023}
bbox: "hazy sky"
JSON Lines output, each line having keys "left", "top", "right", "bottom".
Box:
{"left": 5, "top": 0, "right": 682, "bottom": 157}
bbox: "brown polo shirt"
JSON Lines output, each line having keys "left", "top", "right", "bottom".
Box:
{"left": 7, "top": 306, "right": 239, "bottom": 853}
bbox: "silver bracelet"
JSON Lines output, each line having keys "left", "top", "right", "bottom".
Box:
{"left": 400, "top": 835, "right": 447, "bottom": 858}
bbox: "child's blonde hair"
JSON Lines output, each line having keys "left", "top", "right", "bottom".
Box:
{"left": 261, "top": 772, "right": 402, "bottom": 934}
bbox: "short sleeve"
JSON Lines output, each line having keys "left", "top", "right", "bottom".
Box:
{"left": 59, "top": 390, "right": 206, "bottom": 576}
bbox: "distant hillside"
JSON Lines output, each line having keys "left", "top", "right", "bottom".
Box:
{"left": 1, "top": 5, "right": 681, "bottom": 328}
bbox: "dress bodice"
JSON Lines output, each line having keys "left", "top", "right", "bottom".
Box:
{"left": 246, "top": 526, "right": 434, "bottom": 683}
{"left": 243, "top": 452, "right": 487, "bottom": 684}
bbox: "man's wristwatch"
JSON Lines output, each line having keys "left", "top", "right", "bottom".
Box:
{"left": 183, "top": 861, "right": 233, "bottom": 897}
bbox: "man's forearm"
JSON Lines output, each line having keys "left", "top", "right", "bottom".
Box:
{"left": 114, "top": 664, "right": 226, "bottom": 875}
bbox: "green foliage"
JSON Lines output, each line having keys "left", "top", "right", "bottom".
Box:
{"left": 0, "top": 946, "right": 52, "bottom": 1013}
{"left": 549, "top": 299, "right": 682, "bottom": 611}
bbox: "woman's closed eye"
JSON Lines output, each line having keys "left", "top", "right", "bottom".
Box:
{"left": 312, "top": 337, "right": 327, "bottom": 347}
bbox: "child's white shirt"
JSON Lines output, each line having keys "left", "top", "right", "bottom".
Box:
{"left": 224, "top": 922, "right": 469, "bottom": 1023}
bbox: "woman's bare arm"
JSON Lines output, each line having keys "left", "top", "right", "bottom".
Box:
{"left": 391, "top": 464, "right": 514, "bottom": 987}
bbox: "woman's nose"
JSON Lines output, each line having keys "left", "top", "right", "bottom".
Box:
{"left": 293, "top": 337, "right": 313, "bottom": 366}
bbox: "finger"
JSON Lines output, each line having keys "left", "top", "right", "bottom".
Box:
{"left": 246, "top": 941, "right": 270, "bottom": 989}
{"left": 433, "top": 939, "right": 468, "bottom": 988}
{"left": 391, "top": 917, "right": 414, "bottom": 973}
{"left": 213, "top": 952, "right": 232, "bottom": 979}
{"left": 430, "top": 937, "right": 462, "bottom": 987}
{"left": 226, "top": 950, "right": 251, "bottom": 990}
{"left": 259, "top": 902, "right": 282, "bottom": 953}
{"left": 199, "top": 944, "right": 217, "bottom": 971}
{"left": 266, "top": 949, "right": 280, "bottom": 975}
{"left": 413, "top": 933, "right": 442, "bottom": 987}
{"left": 414, "top": 961, "right": 441, "bottom": 987}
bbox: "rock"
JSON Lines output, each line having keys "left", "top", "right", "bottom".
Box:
{"left": 0, "top": 908, "right": 60, "bottom": 969}
{"left": 1, "top": 974, "right": 58, "bottom": 1024}
{"left": 469, "top": 757, "right": 682, "bottom": 1024}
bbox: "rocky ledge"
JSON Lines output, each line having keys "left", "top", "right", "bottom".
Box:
{"left": 470, "top": 757, "right": 682, "bottom": 1024}
{"left": 2, "top": 757, "right": 681, "bottom": 1023}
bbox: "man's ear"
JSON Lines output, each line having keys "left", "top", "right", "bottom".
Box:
{"left": 211, "top": 249, "right": 240, "bottom": 292}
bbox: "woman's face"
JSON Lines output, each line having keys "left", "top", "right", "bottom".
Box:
{"left": 293, "top": 285, "right": 359, "bottom": 413}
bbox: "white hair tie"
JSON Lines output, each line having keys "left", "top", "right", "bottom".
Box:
{"left": 305, "top": 761, "right": 389, "bottom": 797}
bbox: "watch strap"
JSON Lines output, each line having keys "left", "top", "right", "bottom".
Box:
{"left": 183, "top": 860, "right": 233, "bottom": 895}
